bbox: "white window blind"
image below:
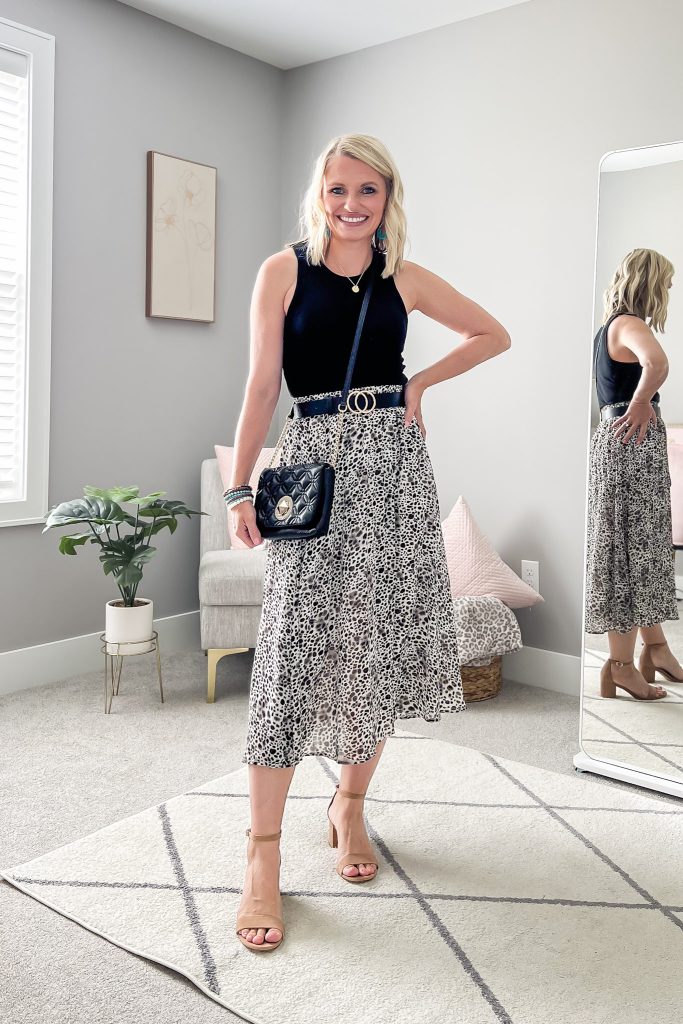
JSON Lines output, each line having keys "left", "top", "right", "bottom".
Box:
{"left": 0, "top": 49, "right": 28, "bottom": 503}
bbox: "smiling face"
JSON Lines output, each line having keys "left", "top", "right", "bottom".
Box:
{"left": 321, "top": 153, "right": 387, "bottom": 244}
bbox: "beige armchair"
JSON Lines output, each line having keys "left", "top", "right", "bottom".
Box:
{"left": 199, "top": 458, "right": 267, "bottom": 701}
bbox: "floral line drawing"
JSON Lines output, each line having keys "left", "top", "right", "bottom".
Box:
{"left": 152, "top": 165, "right": 214, "bottom": 316}
{"left": 147, "top": 150, "right": 216, "bottom": 319}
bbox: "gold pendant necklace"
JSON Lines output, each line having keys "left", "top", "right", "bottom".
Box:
{"left": 324, "top": 251, "right": 372, "bottom": 292}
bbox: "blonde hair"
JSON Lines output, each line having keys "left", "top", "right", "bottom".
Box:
{"left": 286, "top": 133, "right": 408, "bottom": 278}
{"left": 602, "top": 248, "right": 674, "bottom": 333}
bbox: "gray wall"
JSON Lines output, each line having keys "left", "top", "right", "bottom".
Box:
{"left": 0, "top": 0, "right": 283, "bottom": 652}
{"left": 4, "top": 0, "right": 683, "bottom": 661}
{"left": 280, "top": 0, "right": 683, "bottom": 658}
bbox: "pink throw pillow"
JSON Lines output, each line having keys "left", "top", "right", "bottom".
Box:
{"left": 441, "top": 495, "right": 544, "bottom": 609}
{"left": 667, "top": 426, "right": 683, "bottom": 546}
{"left": 214, "top": 445, "right": 275, "bottom": 549}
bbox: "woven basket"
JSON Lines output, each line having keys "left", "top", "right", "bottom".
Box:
{"left": 461, "top": 655, "right": 502, "bottom": 702}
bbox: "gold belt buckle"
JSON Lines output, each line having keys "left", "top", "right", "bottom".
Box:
{"left": 346, "top": 388, "right": 377, "bottom": 414}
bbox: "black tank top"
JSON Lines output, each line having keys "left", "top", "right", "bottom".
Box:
{"left": 594, "top": 311, "right": 659, "bottom": 408}
{"left": 282, "top": 242, "right": 409, "bottom": 398}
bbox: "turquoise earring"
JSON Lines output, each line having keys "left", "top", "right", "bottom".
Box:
{"left": 376, "top": 223, "right": 387, "bottom": 241}
{"left": 324, "top": 224, "right": 331, "bottom": 239}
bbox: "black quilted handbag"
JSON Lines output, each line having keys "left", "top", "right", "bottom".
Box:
{"left": 254, "top": 270, "right": 375, "bottom": 540}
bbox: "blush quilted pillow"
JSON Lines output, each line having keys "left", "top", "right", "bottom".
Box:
{"left": 667, "top": 425, "right": 683, "bottom": 547}
{"left": 441, "top": 495, "right": 543, "bottom": 608}
{"left": 214, "top": 445, "right": 275, "bottom": 549}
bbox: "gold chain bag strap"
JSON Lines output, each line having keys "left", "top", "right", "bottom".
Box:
{"left": 254, "top": 271, "right": 376, "bottom": 540}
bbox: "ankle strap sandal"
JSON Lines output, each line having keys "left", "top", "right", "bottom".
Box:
{"left": 236, "top": 828, "right": 285, "bottom": 952}
{"left": 326, "top": 783, "right": 379, "bottom": 884}
{"left": 600, "top": 656, "right": 667, "bottom": 700}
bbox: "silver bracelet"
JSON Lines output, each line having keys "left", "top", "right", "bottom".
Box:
{"left": 225, "top": 494, "right": 254, "bottom": 512}
{"left": 224, "top": 487, "right": 253, "bottom": 503}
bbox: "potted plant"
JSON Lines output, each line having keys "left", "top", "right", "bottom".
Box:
{"left": 43, "top": 485, "right": 206, "bottom": 654}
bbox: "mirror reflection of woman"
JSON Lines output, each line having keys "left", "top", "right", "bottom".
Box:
{"left": 585, "top": 248, "right": 681, "bottom": 700}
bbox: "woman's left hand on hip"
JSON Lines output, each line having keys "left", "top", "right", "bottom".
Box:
{"left": 403, "top": 377, "right": 427, "bottom": 438}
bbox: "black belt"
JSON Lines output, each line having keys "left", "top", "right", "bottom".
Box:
{"left": 289, "top": 386, "right": 406, "bottom": 419}
{"left": 600, "top": 401, "right": 660, "bottom": 422}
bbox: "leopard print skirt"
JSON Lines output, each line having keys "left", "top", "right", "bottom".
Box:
{"left": 584, "top": 402, "right": 679, "bottom": 634}
{"left": 242, "top": 383, "right": 466, "bottom": 768}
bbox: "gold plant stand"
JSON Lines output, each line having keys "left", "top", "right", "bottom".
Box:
{"left": 99, "top": 631, "right": 163, "bottom": 714}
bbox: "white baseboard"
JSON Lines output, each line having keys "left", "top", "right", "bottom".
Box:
{"left": 0, "top": 617, "right": 579, "bottom": 700}
{"left": 0, "top": 611, "right": 200, "bottom": 697}
{"left": 502, "top": 645, "right": 581, "bottom": 697}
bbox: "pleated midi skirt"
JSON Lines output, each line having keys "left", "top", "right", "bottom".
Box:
{"left": 585, "top": 402, "right": 679, "bottom": 634}
{"left": 242, "top": 383, "right": 466, "bottom": 768}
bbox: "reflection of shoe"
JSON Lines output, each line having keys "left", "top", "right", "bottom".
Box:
{"left": 639, "top": 640, "right": 683, "bottom": 684}
{"left": 326, "top": 784, "right": 379, "bottom": 883}
{"left": 599, "top": 657, "right": 667, "bottom": 700}
{"left": 235, "top": 828, "right": 285, "bottom": 952}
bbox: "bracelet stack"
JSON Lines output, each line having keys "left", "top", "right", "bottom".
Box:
{"left": 223, "top": 484, "right": 254, "bottom": 511}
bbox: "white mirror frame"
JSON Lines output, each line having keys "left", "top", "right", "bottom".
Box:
{"left": 573, "top": 141, "right": 683, "bottom": 800}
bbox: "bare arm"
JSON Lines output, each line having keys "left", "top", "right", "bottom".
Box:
{"left": 399, "top": 261, "right": 511, "bottom": 392}
{"left": 229, "top": 250, "right": 294, "bottom": 490}
{"left": 608, "top": 316, "right": 669, "bottom": 446}
{"left": 395, "top": 261, "right": 510, "bottom": 434}
{"left": 613, "top": 316, "right": 669, "bottom": 403}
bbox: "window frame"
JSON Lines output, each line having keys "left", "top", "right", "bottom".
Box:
{"left": 0, "top": 17, "right": 54, "bottom": 528}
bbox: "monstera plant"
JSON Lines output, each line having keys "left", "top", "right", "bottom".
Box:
{"left": 43, "top": 485, "right": 205, "bottom": 652}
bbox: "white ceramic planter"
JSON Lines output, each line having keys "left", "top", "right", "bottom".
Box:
{"left": 105, "top": 597, "right": 154, "bottom": 655}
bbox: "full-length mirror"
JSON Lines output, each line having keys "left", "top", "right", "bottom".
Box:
{"left": 576, "top": 141, "right": 683, "bottom": 795}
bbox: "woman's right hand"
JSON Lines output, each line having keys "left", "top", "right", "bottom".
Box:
{"left": 610, "top": 399, "right": 658, "bottom": 446}
{"left": 230, "top": 500, "right": 263, "bottom": 547}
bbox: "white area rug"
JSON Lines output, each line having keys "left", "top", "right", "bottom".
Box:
{"left": 2, "top": 729, "right": 683, "bottom": 1024}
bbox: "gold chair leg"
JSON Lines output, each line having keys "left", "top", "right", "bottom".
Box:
{"left": 207, "top": 648, "right": 249, "bottom": 703}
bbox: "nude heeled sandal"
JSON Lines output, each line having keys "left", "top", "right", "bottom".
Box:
{"left": 599, "top": 657, "right": 667, "bottom": 700}
{"left": 235, "top": 828, "right": 285, "bottom": 952}
{"left": 326, "top": 784, "right": 379, "bottom": 883}
{"left": 639, "top": 640, "right": 683, "bottom": 684}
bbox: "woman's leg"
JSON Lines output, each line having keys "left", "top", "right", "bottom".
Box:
{"left": 640, "top": 622, "right": 683, "bottom": 678}
{"left": 237, "top": 763, "right": 295, "bottom": 946}
{"left": 329, "top": 736, "right": 388, "bottom": 878}
{"left": 608, "top": 625, "right": 637, "bottom": 663}
{"left": 640, "top": 623, "right": 666, "bottom": 644}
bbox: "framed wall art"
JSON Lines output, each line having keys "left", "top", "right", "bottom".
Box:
{"left": 146, "top": 151, "right": 216, "bottom": 322}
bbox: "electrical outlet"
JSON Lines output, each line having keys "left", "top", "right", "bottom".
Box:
{"left": 521, "top": 559, "right": 539, "bottom": 592}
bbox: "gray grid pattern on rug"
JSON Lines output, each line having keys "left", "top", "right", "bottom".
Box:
{"left": 3, "top": 733, "right": 683, "bottom": 1024}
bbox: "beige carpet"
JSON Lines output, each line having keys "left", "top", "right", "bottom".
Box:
{"left": 2, "top": 728, "right": 682, "bottom": 1024}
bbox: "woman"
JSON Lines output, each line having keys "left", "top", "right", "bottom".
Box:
{"left": 225, "top": 134, "right": 511, "bottom": 952}
{"left": 585, "top": 247, "right": 681, "bottom": 700}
